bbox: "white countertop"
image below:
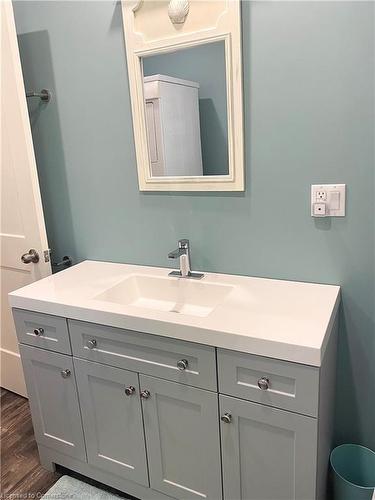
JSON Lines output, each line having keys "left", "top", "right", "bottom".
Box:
{"left": 9, "top": 261, "right": 340, "bottom": 366}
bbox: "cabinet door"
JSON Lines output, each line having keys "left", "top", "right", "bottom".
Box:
{"left": 220, "top": 395, "right": 317, "bottom": 500}
{"left": 145, "top": 99, "right": 164, "bottom": 176}
{"left": 19, "top": 344, "right": 86, "bottom": 460}
{"left": 140, "top": 375, "right": 222, "bottom": 500}
{"left": 74, "top": 359, "right": 149, "bottom": 487}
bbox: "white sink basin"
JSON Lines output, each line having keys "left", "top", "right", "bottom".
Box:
{"left": 94, "top": 274, "right": 234, "bottom": 317}
{"left": 9, "top": 261, "right": 341, "bottom": 365}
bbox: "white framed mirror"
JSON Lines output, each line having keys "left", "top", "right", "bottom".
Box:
{"left": 121, "top": 0, "right": 244, "bottom": 191}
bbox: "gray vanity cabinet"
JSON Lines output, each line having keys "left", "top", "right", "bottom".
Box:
{"left": 140, "top": 375, "right": 222, "bottom": 500}
{"left": 13, "top": 309, "right": 337, "bottom": 500}
{"left": 73, "top": 359, "right": 149, "bottom": 487}
{"left": 19, "top": 344, "right": 86, "bottom": 461}
{"left": 219, "top": 395, "right": 317, "bottom": 500}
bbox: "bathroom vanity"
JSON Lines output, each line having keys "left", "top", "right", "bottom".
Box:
{"left": 9, "top": 261, "right": 340, "bottom": 500}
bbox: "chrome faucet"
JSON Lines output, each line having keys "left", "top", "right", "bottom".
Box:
{"left": 168, "top": 239, "right": 204, "bottom": 279}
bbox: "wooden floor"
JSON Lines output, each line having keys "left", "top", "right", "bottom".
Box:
{"left": 0, "top": 388, "right": 61, "bottom": 497}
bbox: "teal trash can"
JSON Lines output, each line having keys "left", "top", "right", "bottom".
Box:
{"left": 330, "top": 444, "right": 375, "bottom": 500}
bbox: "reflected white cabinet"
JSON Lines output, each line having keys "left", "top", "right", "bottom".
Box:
{"left": 144, "top": 75, "right": 203, "bottom": 177}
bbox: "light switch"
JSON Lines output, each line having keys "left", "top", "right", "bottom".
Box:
{"left": 311, "top": 184, "right": 346, "bottom": 217}
{"left": 330, "top": 191, "right": 340, "bottom": 210}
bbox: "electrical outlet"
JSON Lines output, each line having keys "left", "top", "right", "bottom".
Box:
{"left": 316, "top": 191, "right": 327, "bottom": 201}
{"left": 311, "top": 184, "right": 346, "bottom": 217}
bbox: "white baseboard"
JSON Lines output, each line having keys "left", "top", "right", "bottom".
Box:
{"left": 0, "top": 348, "right": 27, "bottom": 397}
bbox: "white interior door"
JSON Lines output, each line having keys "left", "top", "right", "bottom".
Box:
{"left": 1, "top": 0, "right": 51, "bottom": 396}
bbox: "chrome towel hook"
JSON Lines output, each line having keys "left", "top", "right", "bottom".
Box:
{"left": 26, "top": 88, "right": 51, "bottom": 103}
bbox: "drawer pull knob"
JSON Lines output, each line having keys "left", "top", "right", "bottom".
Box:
{"left": 33, "top": 327, "right": 44, "bottom": 336}
{"left": 257, "top": 377, "right": 270, "bottom": 390}
{"left": 221, "top": 413, "right": 232, "bottom": 424}
{"left": 86, "top": 339, "right": 97, "bottom": 349}
{"left": 61, "top": 369, "right": 71, "bottom": 378}
{"left": 140, "top": 390, "right": 151, "bottom": 400}
{"left": 125, "top": 386, "right": 136, "bottom": 396}
{"left": 177, "top": 359, "right": 188, "bottom": 371}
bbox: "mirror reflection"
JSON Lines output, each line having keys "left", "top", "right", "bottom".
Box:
{"left": 142, "top": 41, "right": 228, "bottom": 177}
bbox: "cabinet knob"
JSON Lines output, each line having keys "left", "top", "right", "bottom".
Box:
{"left": 124, "top": 386, "right": 136, "bottom": 396}
{"left": 86, "top": 339, "right": 97, "bottom": 349}
{"left": 140, "top": 390, "right": 151, "bottom": 400}
{"left": 61, "top": 369, "right": 71, "bottom": 378}
{"left": 177, "top": 359, "right": 188, "bottom": 371}
{"left": 33, "top": 327, "right": 44, "bottom": 336}
{"left": 257, "top": 377, "right": 270, "bottom": 390}
{"left": 221, "top": 413, "right": 232, "bottom": 424}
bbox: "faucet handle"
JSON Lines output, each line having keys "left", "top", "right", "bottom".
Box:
{"left": 178, "top": 239, "right": 189, "bottom": 249}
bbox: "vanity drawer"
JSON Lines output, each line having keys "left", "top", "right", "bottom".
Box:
{"left": 13, "top": 309, "right": 71, "bottom": 355}
{"left": 217, "top": 349, "right": 319, "bottom": 417}
{"left": 69, "top": 320, "right": 217, "bottom": 391}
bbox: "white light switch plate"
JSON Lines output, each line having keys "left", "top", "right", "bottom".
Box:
{"left": 311, "top": 184, "right": 346, "bottom": 217}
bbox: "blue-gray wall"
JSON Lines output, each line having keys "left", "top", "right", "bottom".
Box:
{"left": 13, "top": 1, "right": 375, "bottom": 450}
{"left": 143, "top": 42, "right": 229, "bottom": 175}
